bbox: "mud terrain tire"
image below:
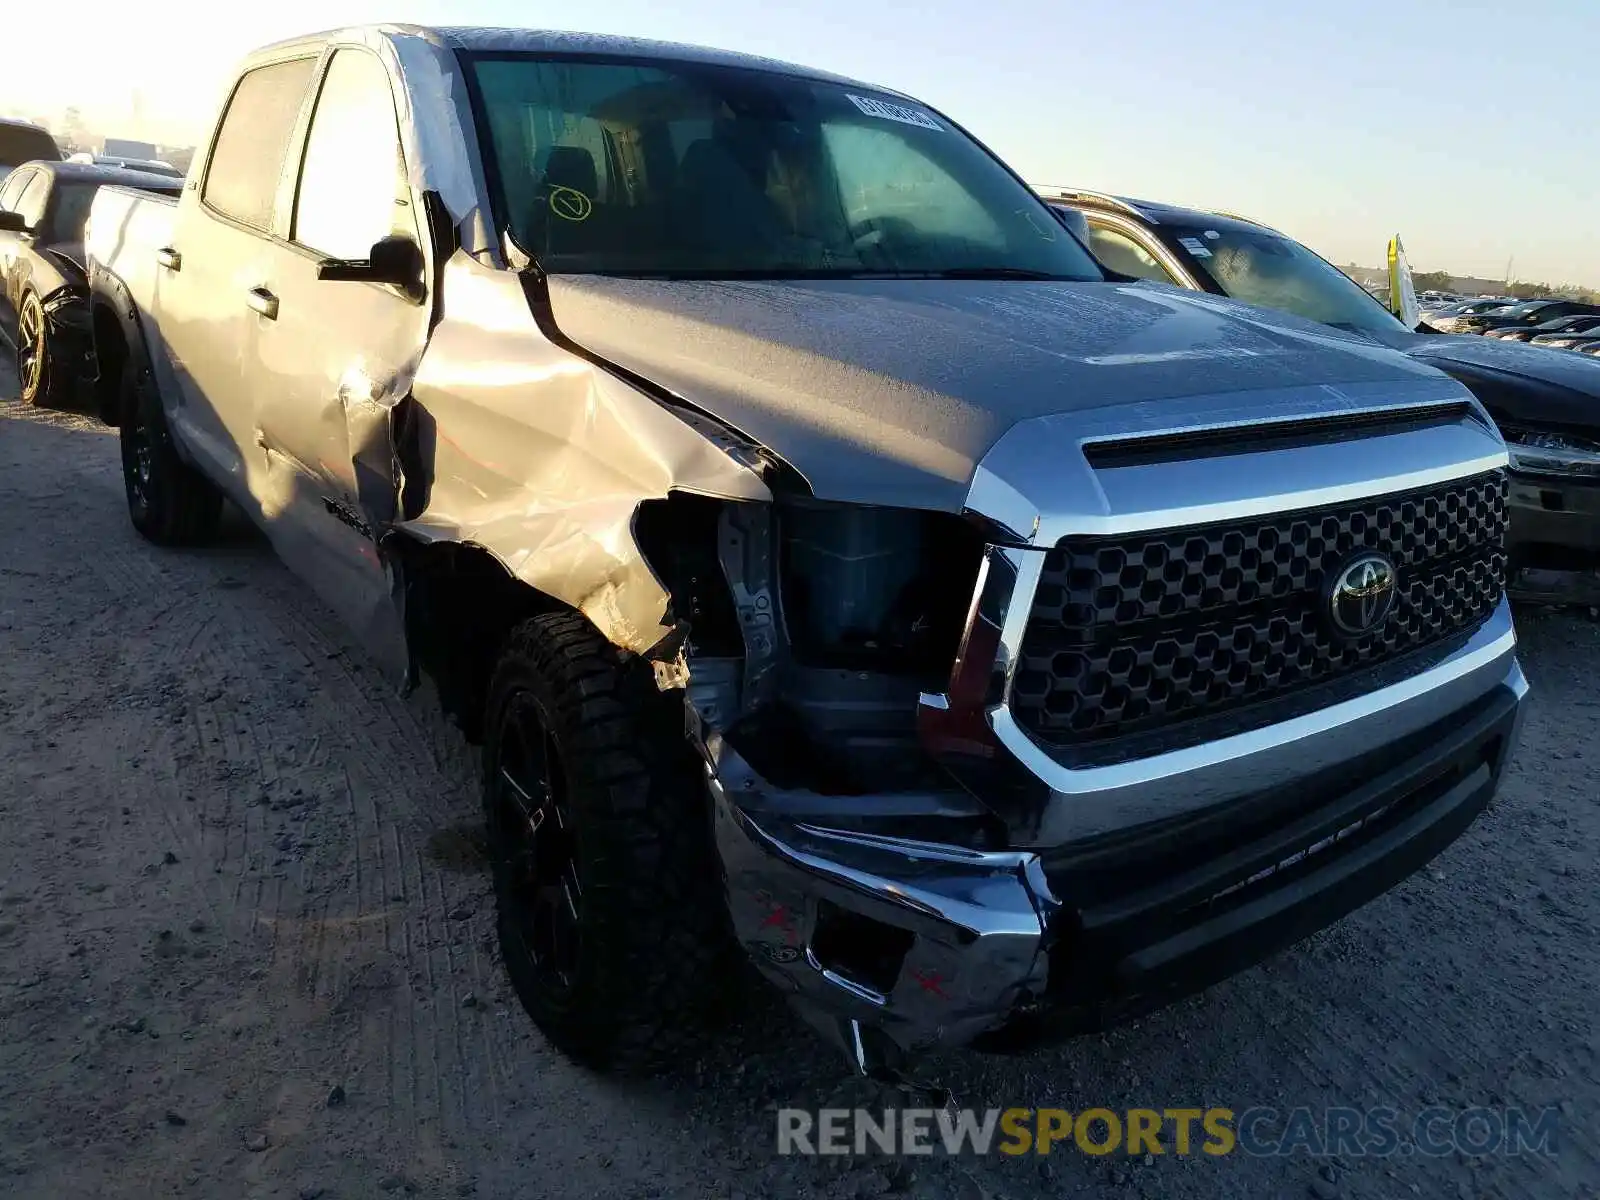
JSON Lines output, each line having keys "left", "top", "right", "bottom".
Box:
{"left": 483, "top": 611, "right": 734, "bottom": 1072}
{"left": 118, "top": 358, "right": 222, "bottom": 545}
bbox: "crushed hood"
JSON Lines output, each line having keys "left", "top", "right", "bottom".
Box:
{"left": 543, "top": 276, "right": 1447, "bottom": 511}
{"left": 1405, "top": 334, "right": 1600, "bottom": 429}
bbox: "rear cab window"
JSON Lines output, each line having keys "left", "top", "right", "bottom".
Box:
{"left": 203, "top": 56, "right": 319, "bottom": 231}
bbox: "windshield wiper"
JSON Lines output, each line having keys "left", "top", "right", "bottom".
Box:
{"left": 930, "top": 267, "right": 1074, "bottom": 280}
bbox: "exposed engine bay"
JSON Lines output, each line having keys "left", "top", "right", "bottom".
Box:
{"left": 637, "top": 494, "right": 986, "bottom": 795}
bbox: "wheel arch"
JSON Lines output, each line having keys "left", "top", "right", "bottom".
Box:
{"left": 89, "top": 297, "right": 130, "bottom": 425}
{"left": 87, "top": 271, "right": 158, "bottom": 428}
{"left": 386, "top": 533, "right": 597, "bottom": 743}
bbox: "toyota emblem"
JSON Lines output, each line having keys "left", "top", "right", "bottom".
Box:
{"left": 1325, "top": 552, "right": 1398, "bottom": 637}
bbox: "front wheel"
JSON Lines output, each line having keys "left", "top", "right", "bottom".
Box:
{"left": 16, "top": 291, "right": 61, "bottom": 408}
{"left": 118, "top": 358, "right": 222, "bottom": 545}
{"left": 483, "top": 611, "right": 734, "bottom": 1072}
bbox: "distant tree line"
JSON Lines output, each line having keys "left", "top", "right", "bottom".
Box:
{"left": 1504, "top": 280, "right": 1600, "bottom": 303}
{"left": 1409, "top": 267, "right": 1598, "bottom": 303}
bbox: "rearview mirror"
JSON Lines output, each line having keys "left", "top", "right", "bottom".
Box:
{"left": 1387, "top": 235, "right": 1421, "bottom": 330}
{"left": 0, "top": 211, "right": 29, "bottom": 234}
{"left": 316, "top": 234, "right": 424, "bottom": 301}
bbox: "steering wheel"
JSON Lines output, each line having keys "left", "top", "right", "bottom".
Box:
{"left": 848, "top": 221, "right": 886, "bottom": 253}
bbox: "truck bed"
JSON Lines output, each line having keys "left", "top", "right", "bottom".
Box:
{"left": 86, "top": 185, "right": 178, "bottom": 321}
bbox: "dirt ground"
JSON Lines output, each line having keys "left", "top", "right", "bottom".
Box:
{"left": 0, "top": 364, "right": 1596, "bottom": 1200}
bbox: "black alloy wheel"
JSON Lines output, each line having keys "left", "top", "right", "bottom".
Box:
{"left": 491, "top": 690, "right": 583, "bottom": 997}
{"left": 16, "top": 292, "right": 50, "bottom": 405}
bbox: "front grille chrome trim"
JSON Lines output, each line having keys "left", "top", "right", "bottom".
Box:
{"left": 1009, "top": 470, "right": 1509, "bottom": 753}
{"left": 988, "top": 599, "right": 1518, "bottom": 801}
{"left": 956, "top": 382, "right": 1522, "bottom": 833}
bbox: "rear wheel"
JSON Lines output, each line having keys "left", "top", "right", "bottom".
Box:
{"left": 483, "top": 611, "right": 734, "bottom": 1072}
{"left": 16, "top": 291, "right": 61, "bottom": 408}
{"left": 118, "top": 358, "right": 222, "bottom": 545}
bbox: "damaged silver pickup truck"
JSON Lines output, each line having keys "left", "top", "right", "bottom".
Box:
{"left": 87, "top": 25, "right": 1527, "bottom": 1083}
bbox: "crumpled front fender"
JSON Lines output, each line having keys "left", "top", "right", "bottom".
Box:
{"left": 397, "top": 253, "right": 771, "bottom": 655}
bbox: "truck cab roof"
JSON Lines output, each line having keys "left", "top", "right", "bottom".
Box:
{"left": 249, "top": 23, "right": 879, "bottom": 90}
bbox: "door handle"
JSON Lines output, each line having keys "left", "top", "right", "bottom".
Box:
{"left": 156, "top": 247, "right": 181, "bottom": 271}
{"left": 246, "top": 287, "right": 279, "bottom": 320}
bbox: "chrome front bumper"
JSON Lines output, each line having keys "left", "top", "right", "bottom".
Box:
{"left": 711, "top": 613, "right": 1526, "bottom": 1066}
{"left": 708, "top": 384, "right": 1529, "bottom": 1068}
{"left": 710, "top": 772, "right": 1057, "bottom": 1067}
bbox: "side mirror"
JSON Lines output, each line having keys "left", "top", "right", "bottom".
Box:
{"left": 317, "top": 234, "right": 425, "bottom": 301}
{"left": 0, "top": 211, "right": 29, "bottom": 234}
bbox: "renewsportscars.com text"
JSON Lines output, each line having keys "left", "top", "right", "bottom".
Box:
{"left": 776, "top": 1106, "right": 1561, "bottom": 1159}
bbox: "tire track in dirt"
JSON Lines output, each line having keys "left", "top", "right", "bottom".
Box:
{"left": 185, "top": 555, "right": 510, "bottom": 1146}
{"left": 1, "top": 395, "right": 485, "bottom": 1163}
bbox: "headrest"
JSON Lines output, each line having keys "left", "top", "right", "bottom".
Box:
{"left": 542, "top": 145, "right": 598, "bottom": 199}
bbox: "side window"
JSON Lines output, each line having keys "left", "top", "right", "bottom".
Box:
{"left": 293, "top": 49, "right": 415, "bottom": 259}
{"left": 0, "top": 168, "right": 34, "bottom": 212}
{"left": 15, "top": 172, "right": 52, "bottom": 229}
{"left": 1087, "top": 224, "right": 1178, "bottom": 284}
{"left": 203, "top": 57, "right": 318, "bottom": 230}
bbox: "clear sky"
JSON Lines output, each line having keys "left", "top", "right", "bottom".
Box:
{"left": 8, "top": 0, "right": 1598, "bottom": 284}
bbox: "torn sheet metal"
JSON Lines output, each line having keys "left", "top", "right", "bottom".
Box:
{"left": 398, "top": 252, "right": 771, "bottom": 655}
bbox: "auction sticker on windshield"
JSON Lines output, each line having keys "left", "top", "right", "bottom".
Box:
{"left": 847, "top": 94, "right": 943, "bottom": 131}
{"left": 1179, "top": 236, "right": 1213, "bottom": 258}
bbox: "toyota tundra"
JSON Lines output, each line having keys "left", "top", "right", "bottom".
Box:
{"left": 86, "top": 25, "right": 1526, "bottom": 1085}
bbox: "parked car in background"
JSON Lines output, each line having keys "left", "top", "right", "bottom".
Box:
{"left": 64, "top": 151, "right": 184, "bottom": 178}
{"left": 0, "top": 160, "right": 181, "bottom": 406}
{"left": 1426, "top": 298, "right": 1518, "bottom": 331}
{"left": 86, "top": 25, "right": 1525, "bottom": 1083}
{"left": 0, "top": 118, "right": 62, "bottom": 181}
{"left": 1045, "top": 190, "right": 1600, "bottom": 604}
{"left": 1455, "top": 299, "right": 1600, "bottom": 336}
{"left": 1485, "top": 313, "right": 1600, "bottom": 343}
{"left": 1529, "top": 329, "right": 1600, "bottom": 352}
{"left": 101, "top": 138, "right": 160, "bottom": 161}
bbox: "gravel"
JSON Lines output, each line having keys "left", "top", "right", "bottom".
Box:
{"left": 0, "top": 378, "right": 1595, "bottom": 1200}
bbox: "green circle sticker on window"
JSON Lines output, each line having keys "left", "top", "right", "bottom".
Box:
{"left": 549, "top": 186, "right": 593, "bottom": 222}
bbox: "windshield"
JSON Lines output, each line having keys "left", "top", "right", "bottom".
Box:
{"left": 464, "top": 54, "right": 1105, "bottom": 280}
{"left": 1498, "top": 302, "right": 1551, "bottom": 318}
{"left": 1166, "top": 223, "right": 1408, "bottom": 335}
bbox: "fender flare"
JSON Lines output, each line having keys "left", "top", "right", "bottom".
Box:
{"left": 87, "top": 268, "right": 161, "bottom": 426}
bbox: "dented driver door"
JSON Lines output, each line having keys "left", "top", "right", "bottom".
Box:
{"left": 247, "top": 45, "right": 432, "bottom": 675}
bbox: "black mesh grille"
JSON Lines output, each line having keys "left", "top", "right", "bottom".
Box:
{"left": 1011, "top": 471, "right": 1508, "bottom": 759}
